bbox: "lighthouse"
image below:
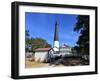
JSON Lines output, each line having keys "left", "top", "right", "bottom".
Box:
{"left": 53, "top": 21, "right": 59, "bottom": 52}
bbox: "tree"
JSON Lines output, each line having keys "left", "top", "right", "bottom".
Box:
{"left": 25, "top": 30, "right": 51, "bottom": 52}
{"left": 25, "top": 30, "right": 31, "bottom": 52}
{"left": 74, "top": 15, "right": 89, "bottom": 55}
{"left": 26, "top": 37, "right": 52, "bottom": 52}
{"left": 25, "top": 30, "right": 30, "bottom": 38}
{"left": 31, "top": 38, "right": 51, "bottom": 52}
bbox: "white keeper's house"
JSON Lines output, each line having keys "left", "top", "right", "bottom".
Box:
{"left": 34, "top": 21, "right": 72, "bottom": 62}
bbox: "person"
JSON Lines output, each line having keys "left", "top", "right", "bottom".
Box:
{"left": 48, "top": 48, "right": 55, "bottom": 66}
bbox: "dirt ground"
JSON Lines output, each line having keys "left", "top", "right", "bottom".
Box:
{"left": 25, "top": 60, "right": 49, "bottom": 68}
{"left": 25, "top": 57, "right": 89, "bottom": 68}
{"left": 25, "top": 58, "right": 64, "bottom": 68}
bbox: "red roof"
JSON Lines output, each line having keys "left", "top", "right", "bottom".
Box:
{"left": 35, "top": 48, "right": 51, "bottom": 52}
{"left": 60, "top": 44, "right": 70, "bottom": 48}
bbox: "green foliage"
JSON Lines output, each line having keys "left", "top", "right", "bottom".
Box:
{"left": 25, "top": 30, "right": 51, "bottom": 52}
{"left": 74, "top": 15, "right": 89, "bottom": 54}
{"left": 25, "top": 30, "right": 30, "bottom": 39}
{"left": 31, "top": 38, "right": 51, "bottom": 51}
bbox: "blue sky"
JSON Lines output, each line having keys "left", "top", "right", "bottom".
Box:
{"left": 25, "top": 12, "right": 80, "bottom": 47}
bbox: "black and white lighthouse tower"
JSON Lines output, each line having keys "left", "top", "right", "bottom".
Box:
{"left": 53, "top": 21, "right": 59, "bottom": 52}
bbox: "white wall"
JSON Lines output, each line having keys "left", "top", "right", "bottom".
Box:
{"left": 0, "top": 0, "right": 99, "bottom": 81}
{"left": 35, "top": 52, "right": 48, "bottom": 62}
